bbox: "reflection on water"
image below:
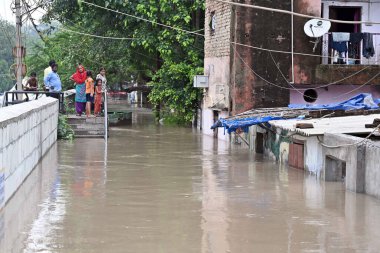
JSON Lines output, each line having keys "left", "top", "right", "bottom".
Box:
{"left": 0, "top": 144, "right": 58, "bottom": 253}
{"left": 2, "top": 112, "right": 380, "bottom": 252}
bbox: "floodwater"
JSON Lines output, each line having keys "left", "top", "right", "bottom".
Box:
{"left": 2, "top": 113, "right": 380, "bottom": 253}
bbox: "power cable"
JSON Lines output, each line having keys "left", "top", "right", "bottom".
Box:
{"left": 232, "top": 45, "right": 380, "bottom": 96}
{"left": 232, "top": 41, "right": 366, "bottom": 63}
{"left": 51, "top": 25, "right": 137, "bottom": 40}
{"left": 214, "top": 0, "right": 380, "bottom": 25}
{"left": 81, "top": 1, "right": 205, "bottom": 37}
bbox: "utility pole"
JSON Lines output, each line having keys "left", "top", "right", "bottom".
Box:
{"left": 15, "top": 0, "right": 23, "bottom": 92}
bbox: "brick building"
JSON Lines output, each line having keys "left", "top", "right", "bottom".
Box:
{"left": 201, "top": 0, "right": 380, "bottom": 140}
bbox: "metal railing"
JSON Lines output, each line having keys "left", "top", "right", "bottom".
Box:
{"left": 104, "top": 89, "right": 109, "bottom": 141}
{"left": 3, "top": 91, "right": 65, "bottom": 113}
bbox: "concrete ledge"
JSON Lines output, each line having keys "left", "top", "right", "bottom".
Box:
{"left": 0, "top": 97, "right": 59, "bottom": 209}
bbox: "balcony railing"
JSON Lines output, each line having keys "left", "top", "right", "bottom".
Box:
{"left": 322, "top": 33, "right": 380, "bottom": 65}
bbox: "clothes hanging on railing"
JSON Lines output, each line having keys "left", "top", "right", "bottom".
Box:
{"left": 332, "top": 32, "right": 350, "bottom": 42}
{"left": 349, "top": 33, "right": 363, "bottom": 60}
{"left": 362, "top": 33, "right": 375, "bottom": 59}
{"left": 328, "top": 32, "right": 377, "bottom": 63}
{"left": 330, "top": 34, "right": 348, "bottom": 53}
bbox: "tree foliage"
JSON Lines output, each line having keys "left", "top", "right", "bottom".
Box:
{"left": 0, "top": 19, "right": 16, "bottom": 92}
{"left": 27, "top": 0, "right": 205, "bottom": 123}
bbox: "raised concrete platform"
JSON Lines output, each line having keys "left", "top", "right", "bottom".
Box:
{"left": 0, "top": 97, "right": 58, "bottom": 209}
{"left": 67, "top": 115, "right": 106, "bottom": 138}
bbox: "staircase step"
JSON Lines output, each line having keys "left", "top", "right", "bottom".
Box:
{"left": 71, "top": 124, "right": 105, "bottom": 130}
{"left": 67, "top": 114, "right": 107, "bottom": 138}
{"left": 73, "top": 129, "right": 105, "bottom": 135}
{"left": 75, "top": 134, "right": 105, "bottom": 138}
{"left": 67, "top": 116, "right": 105, "bottom": 124}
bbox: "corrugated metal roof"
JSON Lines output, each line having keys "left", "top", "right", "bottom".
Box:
{"left": 269, "top": 114, "right": 380, "bottom": 136}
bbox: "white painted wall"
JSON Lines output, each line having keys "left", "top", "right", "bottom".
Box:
{"left": 201, "top": 108, "right": 229, "bottom": 142}
{"left": 364, "top": 144, "right": 380, "bottom": 198}
{"left": 322, "top": 1, "right": 380, "bottom": 64}
{"left": 304, "top": 136, "right": 324, "bottom": 176}
{"left": 0, "top": 97, "right": 58, "bottom": 209}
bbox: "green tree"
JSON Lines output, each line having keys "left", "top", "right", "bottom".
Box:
{"left": 0, "top": 19, "right": 16, "bottom": 92}
{"left": 31, "top": 0, "right": 205, "bottom": 123}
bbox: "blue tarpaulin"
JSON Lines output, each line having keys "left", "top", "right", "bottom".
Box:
{"left": 289, "top": 93, "right": 380, "bottom": 111}
{"left": 211, "top": 93, "right": 380, "bottom": 134}
{"left": 211, "top": 116, "right": 284, "bottom": 134}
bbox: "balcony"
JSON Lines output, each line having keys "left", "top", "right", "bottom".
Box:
{"left": 321, "top": 33, "right": 380, "bottom": 65}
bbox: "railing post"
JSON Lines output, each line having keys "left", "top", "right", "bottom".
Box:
{"left": 104, "top": 89, "right": 108, "bottom": 142}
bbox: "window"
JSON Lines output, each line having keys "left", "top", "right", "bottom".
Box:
{"left": 210, "top": 11, "right": 216, "bottom": 35}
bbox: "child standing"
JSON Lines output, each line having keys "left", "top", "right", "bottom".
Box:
{"left": 94, "top": 79, "right": 103, "bottom": 116}
{"left": 85, "top": 70, "right": 94, "bottom": 117}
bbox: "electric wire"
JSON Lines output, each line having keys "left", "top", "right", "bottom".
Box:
{"left": 233, "top": 45, "right": 380, "bottom": 97}
{"left": 268, "top": 50, "right": 380, "bottom": 99}
{"left": 214, "top": 0, "right": 380, "bottom": 25}
{"left": 51, "top": 26, "right": 137, "bottom": 40}
{"left": 316, "top": 123, "right": 380, "bottom": 149}
{"left": 81, "top": 1, "right": 205, "bottom": 37}
{"left": 232, "top": 41, "right": 367, "bottom": 63}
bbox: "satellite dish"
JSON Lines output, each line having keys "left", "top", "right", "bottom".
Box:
{"left": 304, "top": 19, "right": 331, "bottom": 38}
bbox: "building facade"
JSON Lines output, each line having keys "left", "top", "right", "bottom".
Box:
{"left": 202, "top": 0, "right": 380, "bottom": 139}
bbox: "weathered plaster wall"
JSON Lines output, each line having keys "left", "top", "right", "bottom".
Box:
{"left": 364, "top": 143, "right": 380, "bottom": 198}
{"left": 204, "top": 1, "right": 231, "bottom": 110}
{"left": 293, "top": 0, "right": 322, "bottom": 84}
{"left": 323, "top": 133, "right": 366, "bottom": 194}
{"left": 290, "top": 84, "right": 380, "bottom": 104}
{"left": 303, "top": 136, "right": 324, "bottom": 175}
{"left": 260, "top": 130, "right": 323, "bottom": 175}
{"left": 202, "top": 108, "right": 229, "bottom": 142}
{"left": 0, "top": 97, "right": 58, "bottom": 209}
{"left": 231, "top": 0, "right": 299, "bottom": 114}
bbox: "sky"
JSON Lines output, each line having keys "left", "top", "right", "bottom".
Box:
{"left": 1, "top": 0, "right": 44, "bottom": 24}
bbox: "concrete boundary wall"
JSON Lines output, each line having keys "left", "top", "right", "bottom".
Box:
{"left": 0, "top": 97, "right": 58, "bottom": 209}
{"left": 323, "top": 133, "right": 380, "bottom": 199}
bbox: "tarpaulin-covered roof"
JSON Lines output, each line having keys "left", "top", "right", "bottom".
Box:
{"left": 269, "top": 114, "right": 380, "bottom": 136}
{"left": 211, "top": 108, "right": 310, "bottom": 133}
{"left": 211, "top": 93, "right": 380, "bottom": 134}
{"left": 289, "top": 93, "right": 380, "bottom": 110}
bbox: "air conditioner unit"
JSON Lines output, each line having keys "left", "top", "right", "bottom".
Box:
{"left": 193, "top": 75, "right": 209, "bottom": 88}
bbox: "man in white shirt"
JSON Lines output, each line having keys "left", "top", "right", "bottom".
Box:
{"left": 44, "top": 60, "right": 56, "bottom": 91}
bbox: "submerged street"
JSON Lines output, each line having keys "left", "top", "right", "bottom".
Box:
{"left": 2, "top": 113, "right": 380, "bottom": 253}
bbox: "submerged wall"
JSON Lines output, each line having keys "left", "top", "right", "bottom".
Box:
{"left": 0, "top": 97, "right": 59, "bottom": 209}
{"left": 323, "top": 133, "right": 380, "bottom": 198}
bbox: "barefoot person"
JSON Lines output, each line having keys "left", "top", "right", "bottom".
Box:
{"left": 85, "top": 70, "right": 94, "bottom": 117}
{"left": 70, "top": 64, "right": 87, "bottom": 116}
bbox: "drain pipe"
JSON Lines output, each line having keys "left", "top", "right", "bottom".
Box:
{"left": 290, "top": 0, "right": 295, "bottom": 83}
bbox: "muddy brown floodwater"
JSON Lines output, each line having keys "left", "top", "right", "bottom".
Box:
{"left": 2, "top": 112, "right": 380, "bottom": 253}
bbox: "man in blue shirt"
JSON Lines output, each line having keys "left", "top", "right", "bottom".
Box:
{"left": 44, "top": 63, "right": 62, "bottom": 99}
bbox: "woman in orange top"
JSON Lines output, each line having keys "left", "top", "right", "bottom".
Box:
{"left": 94, "top": 79, "right": 103, "bottom": 116}
{"left": 85, "top": 70, "right": 94, "bottom": 117}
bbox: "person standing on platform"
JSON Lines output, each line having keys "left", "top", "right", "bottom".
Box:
{"left": 70, "top": 64, "right": 87, "bottom": 116}
{"left": 43, "top": 60, "right": 55, "bottom": 92}
{"left": 44, "top": 64, "right": 62, "bottom": 99}
{"left": 96, "top": 67, "right": 107, "bottom": 92}
{"left": 85, "top": 70, "right": 94, "bottom": 117}
{"left": 94, "top": 79, "right": 103, "bottom": 116}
